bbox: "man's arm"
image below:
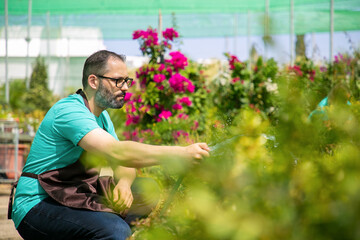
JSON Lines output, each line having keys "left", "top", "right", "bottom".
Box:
{"left": 113, "top": 166, "right": 136, "bottom": 215}
{"left": 78, "top": 128, "right": 210, "bottom": 168}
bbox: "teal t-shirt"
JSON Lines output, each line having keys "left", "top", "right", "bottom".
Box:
{"left": 12, "top": 94, "right": 119, "bottom": 228}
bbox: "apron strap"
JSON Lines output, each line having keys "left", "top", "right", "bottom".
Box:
{"left": 8, "top": 172, "right": 39, "bottom": 219}
{"left": 76, "top": 89, "right": 91, "bottom": 112}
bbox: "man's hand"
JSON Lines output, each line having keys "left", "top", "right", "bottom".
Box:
{"left": 113, "top": 181, "right": 133, "bottom": 216}
{"left": 184, "top": 143, "right": 210, "bottom": 164}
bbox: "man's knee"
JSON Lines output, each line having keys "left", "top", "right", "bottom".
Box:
{"left": 95, "top": 213, "right": 132, "bottom": 240}
{"left": 132, "top": 177, "right": 161, "bottom": 206}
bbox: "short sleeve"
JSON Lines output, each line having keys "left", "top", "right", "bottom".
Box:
{"left": 53, "top": 97, "right": 101, "bottom": 146}
{"left": 101, "top": 110, "right": 119, "bottom": 141}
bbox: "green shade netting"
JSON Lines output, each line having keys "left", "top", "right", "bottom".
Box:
{"left": 1, "top": 0, "right": 360, "bottom": 39}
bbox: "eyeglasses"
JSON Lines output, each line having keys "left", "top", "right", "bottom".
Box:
{"left": 96, "top": 75, "right": 133, "bottom": 88}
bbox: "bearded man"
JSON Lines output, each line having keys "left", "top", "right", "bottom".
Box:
{"left": 11, "top": 50, "right": 210, "bottom": 240}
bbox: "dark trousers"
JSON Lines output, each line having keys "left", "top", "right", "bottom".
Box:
{"left": 17, "top": 177, "right": 160, "bottom": 240}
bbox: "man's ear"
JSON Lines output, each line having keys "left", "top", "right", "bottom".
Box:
{"left": 88, "top": 74, "right": 99, "bottom": 90}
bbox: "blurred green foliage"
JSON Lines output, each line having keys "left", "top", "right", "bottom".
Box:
{"left": 24, "top": 56, "right": 55, "bottom": 113}
{"left": 210, "top": 54, "right": 278, "bottom": 123}
{"left": 0, "top": 56, "right": 56, "bottom": 132}
{"left": 1, "top": 30, "right": 359, "bottom": 239}
{"left": 128, "top": 50, "right": 360, "bottom": 240}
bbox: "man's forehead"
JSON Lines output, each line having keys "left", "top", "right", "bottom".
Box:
{"left": 104, "top": 57, "right": 128, "bottom": 78}
{"left": 107, "top": 56, "right": 125, "bottom": 64}
{"left": 106, "top": 57, "right": 127, "bottom": 69}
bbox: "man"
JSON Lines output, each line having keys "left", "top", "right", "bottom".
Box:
{"left": 12, "top": 50, "right": 210, "bottom": 240}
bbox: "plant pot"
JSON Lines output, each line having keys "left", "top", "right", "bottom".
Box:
{"left": 0, "top": 144, "right": 30, "bottom": 179}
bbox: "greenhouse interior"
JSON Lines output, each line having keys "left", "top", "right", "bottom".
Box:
{"left": 1, "top": 0, "right": 360, "bottom": 239}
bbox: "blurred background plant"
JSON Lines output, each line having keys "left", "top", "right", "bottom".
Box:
{"left": 1, "top": 24, "right": 359, "bottom": 239}
{"left": 127, "top": 46, "right": 360, "bottom": 240}
{"left": 210, "top": 53, "right": 278, "bottom": 123}
{"left": 0, "top": 56, "right": 57, "bottom": 134}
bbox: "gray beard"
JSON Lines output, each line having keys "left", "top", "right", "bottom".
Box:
{"left": 95, "top": 81, "right": 125, "bottom": 109}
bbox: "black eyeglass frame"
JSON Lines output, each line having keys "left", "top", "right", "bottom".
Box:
{"left": 96, "top": 75, "right": 133, "bottom": 88}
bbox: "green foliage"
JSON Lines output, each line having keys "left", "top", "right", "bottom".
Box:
{"left": 210, "top": 54, "right": 278, "bottom": 121}
{"left": 128, "top": 49, "right": 360, "bottom": 240}
{"left": 8, "top": 79, "right": 27, "bottom": 110}
{"left": 23, "top": 56, "right": 54, "bottom": 112}
{"left": 0, "top": 56, "right": 55, "bottom": 133}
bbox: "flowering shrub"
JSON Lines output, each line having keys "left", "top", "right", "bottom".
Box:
{"left": 284, "top": 51, "right": 360, "bottom": 114}
{"left": 118, "top": 27, "right": 209, "bottom": 144}
{"left": 326, "top": 51, "right": 360, "bottom": 99}
{"left": 211, "top": 53, "right": 278, "bottom": 120}
{"left": 211, "top": 49, "right": 360, "bottom": 125}
{"left": 130, "top": 57, "right": 360, "bottom": 240}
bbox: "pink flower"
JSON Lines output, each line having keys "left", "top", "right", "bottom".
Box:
{"left": 125, "top": 114, "right": 140, "bottom": 126}
{"left": 179, "top": 97, "right": 192, "bottom": 106}
{"left": 154, "top": 103, "right": 161, "bottom": 110}
{"left": 158, "top": 64, "right": 165, "bottom": 71}
{"left": 166, "top": 51, "right": 188, "bottom": 72}
{"left": 130, "top": 130, "right": 140, "bottom": 141}
{"left": 309, "top": 70, "right": 316, "bottom": 81}
{"left": 157, "top": 85, "right": 164, "bottom": 90}
{"left": 124, "top": 92, "right": 133, "bottom": 101}
{"left": 172, "top": 130, "right": 192, "bottom": 143}
{"left": 168, "top": 73, "right": 195, "bottom": 93}
{"left": 136, "top": 66, "right": 149, "bottom": 79}
{"left": 177, "top": 113, "right": 189, "bottom": 120}
{"left": 123, "top": 131, "right": 131, "bottom": 140}
{"left": 141, "top": 129, "right": 154, "bottom": 136}
{"left": 125, "top": 100, "right": 137, "bottom": 113}
{"left": 139, "top": 105, "right": 150, "bottom": 113}
{"left": 159, "top": 110, "right": 172, "bottom": 120}
{"left": 163, "top": 41, "right": 172, "bottom": 49}
{"left": 232, "top": 77, "right": 240, "bottom": 83}
{"left": 192, "top": 120, "right": 199, "bottom": 131}
{"left": 144, "top": 28, "right": 159, "bottom": 47}
{"left": 166, "top": 66, "right": 173, "bottom": 76}
{"left": 129, "top": 80, "right": 136, "bottom": 87}
{"left": 289, "top": 65, "right": 303, "bottom": 76}
{"left": 153, "top": 74, "right": 166, "bottom": 83}
{"left": 172, "top": 104, "right": 183, "bottom": 110}
{"left": 133, "top": 28, "right": 159, "bottom": 46}
{"left": 187, "top": 82, "right": 195, "bottom": 93}
{"left": 162, "top": 28, "right": 179, "bottom": 41}
{"left": 173, "top": 130, "right": 189, "bottom": 138}
{"left": 228, "top": 54, "right": 240, "bottom": 70}
{"left": 132, "top": 30, "right": 146, "bottom": 40}
{"left": 124, "top": 130, "right": 139, "bottom": 141}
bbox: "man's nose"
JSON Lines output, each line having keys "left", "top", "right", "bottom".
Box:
{"left": 121, "top": 83, "right": 129, "bottom": 91}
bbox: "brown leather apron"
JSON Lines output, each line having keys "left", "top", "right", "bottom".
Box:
{"left": 8, "top": 89, "right": 119, "bottom": 219}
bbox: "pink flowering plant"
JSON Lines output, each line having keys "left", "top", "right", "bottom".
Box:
{"left": 211, "top": 53, "right": 278, "bottom": 120}
{"left": 285, "top": 54, "right": 358, "bottom": 112}
{"left": 324, "top": 51, "right": 360, "bottom": 99}
{"left": 132, "top": 27, "right": 179, "bottom": 64}
{"left": 121, "top": 27, "right": 209, "bottom": 144}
